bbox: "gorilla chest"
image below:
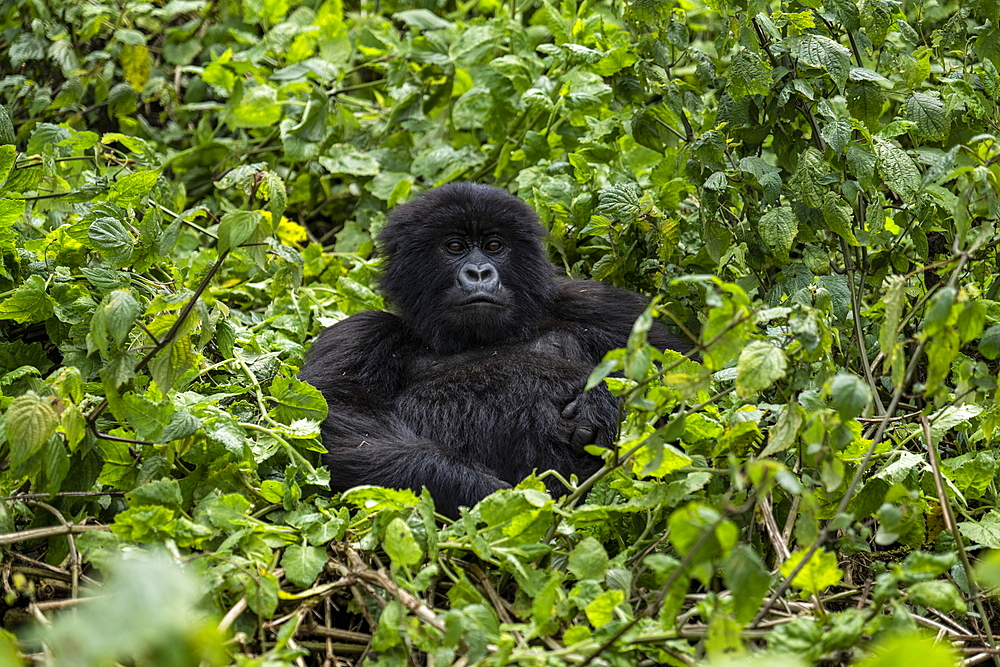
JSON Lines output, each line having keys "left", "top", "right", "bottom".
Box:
{"left": 394, "top": 331, "right": 611, "bottom": 451}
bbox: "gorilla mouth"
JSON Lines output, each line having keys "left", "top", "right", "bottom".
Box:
{"left": 459, "top": 296, "right": 503, "bottom": 307}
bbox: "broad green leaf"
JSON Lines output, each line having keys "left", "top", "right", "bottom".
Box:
{"left": 383, "top": 517, "right": 422, "bottom": 567}
{"left": 904, "top": 92, "right": 948, "bottom": 140}
{"left": 318, "top": 144, "right": 380, "bottom": 176}
{"left": 231, "top": 85, "right": 282, "bottom": 128}
{"left": 90, "top": 289, "right": 142, "bottom": 354}
{"left": 88, "top": 216, "right": 135, "bottom": 267}
{"left": 736, "top": 340, "right": 788, "bottom": 397}
{"left": 244, "top": 572, "right": 279, "bottom": 617}
{"left": 109, "top": 170, "right": 159, "bottom": 207}
{"left": 668, "top": 502, "right": 738, "bottom": 584}
{"left": 0, "top": 275, "right": 57, "bottom": 324}
{"left": 568, "top": 537, "right": 609, "bottom": 580}
{"left": 980, "top": 324, "right": 1000, "bottom": 359}
{"left": 728, "top": 48, "right": 772, "bottom": 99}
{"left": 759, "top": 206, "right": 797, "bottom": 263}
{"left": 959, "top": 511, "right": 1000, "bottom": 548}
{"left": 6, "top": 391, "right": 58, "bottom": 468}
{"left": 820, "top": 193, "right": 859, "bottom": 246}
{"left": 829, "top": 373, "right": 870, "bottom": 420}
{"left": 760, "top": 402, "right": 804, "bottom": 457}
{"left": 723, "top": 544, "right": 771, "bottom": 623}
{"left": 216, "top": 210, "right": 263, "bottom": 254}
{"left": 0, "top": 146, "right": 15, "bottom": 187}
{"left": 879, "top": 276, "right": 906, "bottom": 369}
{"left": 269, "top": 376, "right": 327, "bottom": 423}
{"left": 855, "top": 632, "right": 958, "bottom": 667}
{"left": 788, "top": 34, "right": 851, "bottom": 89}
{"left": 874, "top": 137, "right": 921, "bottom": 202}
{"left": 281, "top": 545, "right": 327, "bottom": 587}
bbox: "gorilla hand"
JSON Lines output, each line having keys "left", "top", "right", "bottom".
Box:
{"left": 561, "top": 393, "right": 606, "bottom": 455}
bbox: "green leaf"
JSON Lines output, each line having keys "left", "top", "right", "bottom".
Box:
{"left": 281, "top": 545, "right": 327, "bottom": 587}
{"left": 724, "top": 544, "right": 772, "bottom": 623}
{"left": 820, "top": 193, "right": 859, "bottom": 246}
{"left": 231, "top": 85, "right": 282, "bottom": 128}
{"left": 126, "top": 479, "right": 183, "bottom": 508}
{"left": 829, "top": 373, "right": 871, "bottom": 420}
{"left": 847, "top": 82, "right": 884, "bottom": 127}
{"left": 668, "top": 502, "right": 738, "bottom": 584}
{"left": 269, "top": 376, "right": 327, "bottom": 423}
{"left": 980, "top": 324, "right": 1000, "bottom": 359}
{"left": 88, "top": 216, "right": 135, "bottom": 267}
{"left": 728, "top": 48, "right": 772, "bottom": 99}
{"left": 760, "top": 402, "right": 804, "bottom": 457}
{"left": 0, "top": 146, "right": 16, "bottom": 187}
{"left": 856, "top": 633, "right": 958, "bottom": 667}
{"left": 597, "top": 183, "right": 642, "bottom": 223}
{"left": 874, "top": 137, "right": 921, "bottom": 202}
{"left": 904, "top": 93, "right": 948, "bottom": 141}
{"left": 788, "top": 34, "right": 852, "bottom": 89}
{"left": 318, "top": 144, "right": 380, "bottom": 176}
{"left": 244, "top": 572, "right": 279, "bottom": 617}
{"left": 0, "top": 275, "right": 57, "bottom": 324}
{"left": 959, "top": 511, "right": 1000, "bottom": 548}
{"left": 90, "top": 290, "right": 142, "bottom": 354}
{"left": 779, "top": 547, "right": 843, "bottom": 594}
{"left": 6, "top": 391, "right": 58, "bottom": 468}
{"left": 568, "top": 537, "right": 609, "bottom": 580}
{"left": 216, "top": 210, "right": 263, "bottom": 254}
{"left": 827, "top": 0, "right": 861, "bottom": 30}
{"left": 758, "top": 206, "right": 798, "bottom": 263}
{"left": 736, "top": 340, "right": 788, "bottom": 397}
{"left": 109, "top": 170, "right": 159, "bottom": 207}
{"left": 383, "top": 517, "right": 423, "bottom": 568}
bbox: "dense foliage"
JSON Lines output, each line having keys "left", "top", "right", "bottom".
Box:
{"left": 2, "top": 0, "right": 1000, "bottom": 663}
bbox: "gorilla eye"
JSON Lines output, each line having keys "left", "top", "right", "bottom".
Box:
{"left": 446, "top": 240, "right": 465, "bottom": 253}
{"left": 484, "top": 239, "right": 503, "bottom": 253}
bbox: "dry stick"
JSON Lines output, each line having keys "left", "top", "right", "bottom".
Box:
{"left": 0, "top": 523, "right": 108, "bottom": 546}
{"left": 923, "top": 416, "right": 1000, "bottom": 667}
{"left": 27, "top": 500, "right": 81, "bottom": 598}
{"left": 218, "top": 596, "right": 249, "bottom": 633}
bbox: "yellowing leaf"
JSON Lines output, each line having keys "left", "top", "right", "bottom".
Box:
{"left": 121, "top": 44, "right": 151, "bottom": 91}
{"left": 584, "top": 590, "right": 624, "bottom": 627}
{"left": 780, "top": 547, "right": 843, "bottom": 594}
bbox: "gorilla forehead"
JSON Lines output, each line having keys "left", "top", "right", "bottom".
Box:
{"left": 380, "top": 182, "right": 546, "bottom": 250}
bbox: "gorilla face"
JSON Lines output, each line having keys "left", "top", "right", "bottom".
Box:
{"left": 378, "top": 183, "right": 556, "bottom": 353}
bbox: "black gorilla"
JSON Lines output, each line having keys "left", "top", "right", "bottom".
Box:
{"left": 300, "top": 183, "right": 687, "bottom": 517}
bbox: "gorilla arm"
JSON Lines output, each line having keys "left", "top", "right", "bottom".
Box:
{"left": 298, "top": 311, "right": 510, "bottom": 518}
{"left": 551, "top": 280, "right": 691, "bottom": 361}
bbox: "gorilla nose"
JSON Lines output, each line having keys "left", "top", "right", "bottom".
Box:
{"left": 459, "top": 263, "right": 498, "bottom": 291}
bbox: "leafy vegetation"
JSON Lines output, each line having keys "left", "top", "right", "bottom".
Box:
{"left": 2, "top": 0, "right": 1000, "bottom": 663}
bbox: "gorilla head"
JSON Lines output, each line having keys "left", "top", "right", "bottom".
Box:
{"left": 377, "top": 182, "right": 557, "bottom": 354}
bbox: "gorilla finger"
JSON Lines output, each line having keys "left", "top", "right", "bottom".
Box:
{"left": 561, "top": 396, "right": 582, "bottom": 419}
{"left": 571, "top": 424, "right": 596, "bottom": 451}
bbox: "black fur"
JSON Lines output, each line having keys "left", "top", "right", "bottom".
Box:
{"left": 300, "top": 183, "right": 688, "bottom": 517}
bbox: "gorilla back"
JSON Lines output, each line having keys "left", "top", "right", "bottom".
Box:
{"left": 299, "top": 183, "right": 687, "bottom": 518}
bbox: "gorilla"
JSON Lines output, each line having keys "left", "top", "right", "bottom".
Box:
{"left": 299, "top": 183, "right": 688, "bottom": 518}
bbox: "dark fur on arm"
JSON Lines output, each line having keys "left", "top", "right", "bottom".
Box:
{"left": 299, "top": 311, "right": 508, "bottom": 518}
{"left": 549, "top": 280, "right": 691, "bottom": 361}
